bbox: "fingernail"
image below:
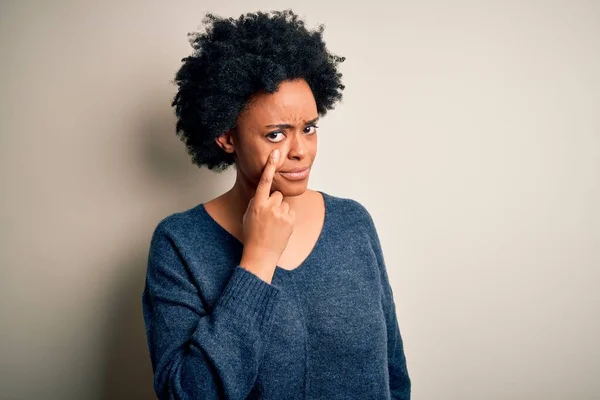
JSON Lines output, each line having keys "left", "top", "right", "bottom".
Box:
{"left": 272, "top": 149, "right": 279, "bottom": 161}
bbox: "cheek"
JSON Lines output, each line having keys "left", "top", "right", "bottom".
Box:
{"left": 235, "top": 139, "right": 270, "bottom": 174}
{"left": 253, "top": 153, "right": 282, "bottom": 184}
{"left": 306, "top": 137, "right": 318, "bottom": 159}
{"left": 244, "top": 154, "right": 270, "bottom": 179}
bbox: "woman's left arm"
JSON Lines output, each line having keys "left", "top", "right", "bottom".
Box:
{"left": 363, "top": 206, "right": 412, "bottom": 400}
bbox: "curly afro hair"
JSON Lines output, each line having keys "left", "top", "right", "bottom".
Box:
{"left": 171, "top": 9, "right": 346, "bottom": 172}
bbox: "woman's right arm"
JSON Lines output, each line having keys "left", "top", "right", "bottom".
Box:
{"left": 142, "top": 221, "right": 280, "bottom": 400}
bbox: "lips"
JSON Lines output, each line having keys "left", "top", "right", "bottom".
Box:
{"left": 279, "top": 166, "right": 310, "bottom": 180}
{"left": 280, "top": 167, "right": 310, "bottom": 173}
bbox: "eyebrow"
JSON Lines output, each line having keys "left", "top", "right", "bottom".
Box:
{"left": 265, "top": 117, "right": 319, "bottom": 129}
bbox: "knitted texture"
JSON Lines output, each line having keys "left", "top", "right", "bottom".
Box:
{"left": 142, "top": 191, "right": 411, "bottom": 399}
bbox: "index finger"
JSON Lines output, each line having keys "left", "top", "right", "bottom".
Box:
{"left": 255, "top": 149, "right": 279, "bottom": 201}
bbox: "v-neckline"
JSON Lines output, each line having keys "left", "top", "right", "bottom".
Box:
{"left": 198, "top": 191, "right": 329, "bottom": 275}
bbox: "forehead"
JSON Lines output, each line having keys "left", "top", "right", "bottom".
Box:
{"left": 241, "top": 79, "right": 318, "bottom": 123}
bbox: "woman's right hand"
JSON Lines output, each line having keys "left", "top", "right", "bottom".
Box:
{"left": 239, "top": 149, "right": 295, "bottom": 283}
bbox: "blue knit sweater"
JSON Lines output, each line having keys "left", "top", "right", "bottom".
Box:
{"left": 142, "top": 191, "right": 411, "bottom": 399}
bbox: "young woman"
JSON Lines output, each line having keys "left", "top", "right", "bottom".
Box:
{"left": 142, "top": 10, "right": 411, "bottom": 399}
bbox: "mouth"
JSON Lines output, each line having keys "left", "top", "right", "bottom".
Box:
{"left": 279, "top": 166, "right": 310, "bottom": 181}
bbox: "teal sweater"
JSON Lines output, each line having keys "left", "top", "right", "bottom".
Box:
{"left": 142, "top": 191, "right": 411, "bottom": 399}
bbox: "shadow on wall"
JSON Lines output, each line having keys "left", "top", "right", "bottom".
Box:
{"left": 99, "top": 96, "right": 223, "bottom": 399}
{"left": 101, "top": 251, "right": 158, "bottom": 400}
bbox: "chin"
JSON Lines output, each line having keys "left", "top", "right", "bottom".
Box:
{"left": 275, "top": 181, "right": 309, "bottom": 197}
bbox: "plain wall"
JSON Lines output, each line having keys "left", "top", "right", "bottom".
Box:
{"left": 1, "top": 1, "right": 599, "bottom": 399}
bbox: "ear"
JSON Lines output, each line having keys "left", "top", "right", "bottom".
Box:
{"left": 215, "top": 130, "right": 236, "bottom": 154}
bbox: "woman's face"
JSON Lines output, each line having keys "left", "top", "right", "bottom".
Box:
{"left": 227, "top": 78, "right": 319, "bottom": 197}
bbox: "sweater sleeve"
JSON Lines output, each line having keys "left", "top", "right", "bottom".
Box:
{"left": 141, "top": 220, "right": 280, "bottom": 400}
{"left": 363, "top": 208, "right": 412, "bottom": 399}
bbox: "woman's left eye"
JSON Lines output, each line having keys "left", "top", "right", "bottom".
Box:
{"left": 304, "top": 125, "right": 318, "bottom": 134}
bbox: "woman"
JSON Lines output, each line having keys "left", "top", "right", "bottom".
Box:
{"left": 142, "top": 10, "right": 411, "bottom": 399}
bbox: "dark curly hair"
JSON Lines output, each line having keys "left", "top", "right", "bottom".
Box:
{"left": 171, "top": 9, "right": 346, "bottom": 172}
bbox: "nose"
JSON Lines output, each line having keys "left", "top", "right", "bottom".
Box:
{"left": 286, "top": 132, "right": 307, "bottom": 160}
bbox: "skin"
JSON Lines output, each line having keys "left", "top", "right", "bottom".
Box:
{"left": 206, "top": 78, "right": 325, "bottom": 274}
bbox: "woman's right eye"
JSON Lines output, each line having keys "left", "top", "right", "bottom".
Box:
{"left": 266, "top": 132, "right": 285, "bottom": 143}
